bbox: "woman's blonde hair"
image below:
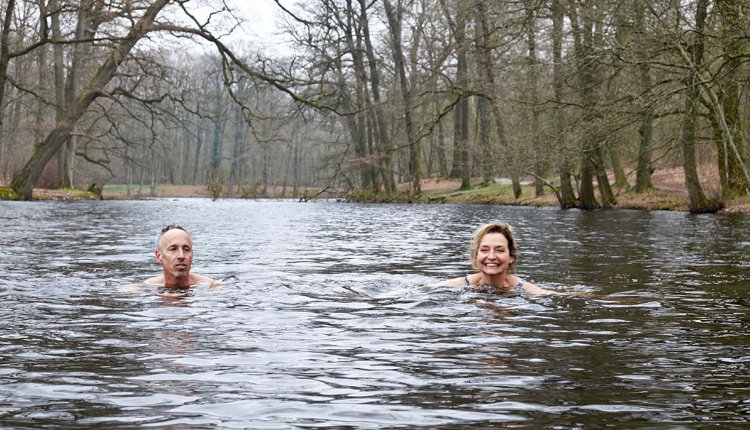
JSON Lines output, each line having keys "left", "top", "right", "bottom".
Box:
{"left": 470, "top": 222, "right": 518, "bottom": 271}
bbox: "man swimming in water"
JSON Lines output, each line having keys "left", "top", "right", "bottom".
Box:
{"left": 144, "top": 224, "right": 219, "bottom": 289}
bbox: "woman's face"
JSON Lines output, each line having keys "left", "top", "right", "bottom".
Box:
{"left": 475, "top": 232, "right": 514, "bottom": 276}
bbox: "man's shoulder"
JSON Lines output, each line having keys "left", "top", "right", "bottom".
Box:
{"left": 190, "top": 273, "right": 215, "bottom": 282}
{"left": 190, "top": 273, "right": 222, "bottom": 287}
{"left": 143, "top": 275, "right": 164, "bottom": 285}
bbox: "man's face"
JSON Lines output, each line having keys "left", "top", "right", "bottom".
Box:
{"left": 155, "top": 229, "right": 193, "bottom": 279}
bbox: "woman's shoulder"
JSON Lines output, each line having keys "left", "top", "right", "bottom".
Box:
{"left": 427, "top": 276, "right": 468, "bottom": 288}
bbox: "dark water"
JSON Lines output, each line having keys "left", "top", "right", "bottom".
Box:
{"left": 1, "top": 199, "right": 748, "bottom": 428}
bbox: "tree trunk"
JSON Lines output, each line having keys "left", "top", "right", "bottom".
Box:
{"left": 138, "top": 151, "right": 146, "bottom": 197}
{"left": 211, "top": 75, "right": 224, "bottom": 170}
{"left": 634, "top": 0, "right": 654, "bottom": 192}
{"left": 50, "top": 0, "right": 66, "bottom": 177}
{"left": 711, "top": 115, "right": 729, "bottom": 193}
{"left": 681, "top": 0, "right": 712, "bottom": 213}
{"left": 383, "top": 0, "right": 420, "bottom": 194}
{"left": 635, "top": 96, "right": 655, "bottom": 191}
{"left": 58, "top": 5, "right": 91, "bottom": 188}
{"left": 473, "top": 9, "right": 492, "bottom": 184}
{"left": 715, "top": 0, "right": 747, "bottom": 199}
{"left": 609, "top": 143, "right": 628, "bottom": 189}
{"left": 0, "top": 0, "right": 16, "bottom": 170}
{"left": 436, "top": 108, "right": 448, "bottom": 177}
{"left": 441, "top": 0, "right": 470, "bottom": 188}
{"left": 682, "top": 81, "right": 711, "bottom": 212}
{"left": 149, "top": 149, "right": 158, "bottom": 197}
{"left": 677, "top": 43, "right": 750, "bottom": 198}
{"left": 593, "top": 143, "right": 616, "bottom": 207}
{"left": 358, "top": 0, "right": 395, "bottom": 195}
{"left": 477, "top": 1, "right": 512, "bottom": 193}
{"left": 192, "top": 117, "right": 204, "bottom": 184}
{"left": 126, "top": 146, "right": 132, "bottom": 197}
{"left": 523, "top": 0, "right": 545, "bottom": 196}
{"left": 261, "top": 145, "right": 270, "bottom": 196}
{"left": 558, "top": 164, "right": 576, "bottom": 208}
{"left": 568, "top": 0, "right": 600, "bottom": 209}
{"left": 34, "top": 0, "right": 49, "bottom": 144}
{"left": 512, "top": 179, "right": 522, "bottom": 199}
{"left": 579, "top": 158, "right": 598, "bottom": 209}
{"left": 292, "top": 139, "right": 301, "bottom": 198}
{"left": 181, "top": 110, "right": 192, "bottom": 185}
{"left": 476, "top": 90, "right": 492, "bottom": 183}
{"left": 449, "top": 101, "right": 463, "bottom": 180}
{"left": 280, "top": 147, "right": 290, "bottom": 198}
{"left": 342, "top": 0, "right": 372, "bottom": 191}
{"left": 552, "top": 0, "right": 576, "bottom": 208}
{"left": 228, "top": 102, "right": 244, "bottom": 194}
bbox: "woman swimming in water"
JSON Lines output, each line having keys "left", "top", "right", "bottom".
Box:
{"left": 437, "top": 222, "right": 558, "bottom": 295}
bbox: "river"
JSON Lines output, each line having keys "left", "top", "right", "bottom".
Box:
{"left": 1, "top": 199, "right": 748, "bottom": 428}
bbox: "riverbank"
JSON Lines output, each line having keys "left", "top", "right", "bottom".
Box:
{"left": 416, "top": 178, "right": 750, "bottom": 215}
{"left": 413, "top": 164, "right": 750, "bottom": 215}
{"left": 2, "top": 171, "right": 749, "bottom": 215}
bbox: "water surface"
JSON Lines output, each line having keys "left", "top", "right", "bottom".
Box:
{"left": 1, "top": 199, "right": 748, "bottom": 428}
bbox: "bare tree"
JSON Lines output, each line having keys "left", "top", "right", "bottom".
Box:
{"left": 678, "top": 0, "right": 713, "bottom": 212}
{"left": 11, "top": 0, "right": 171, "bottom": 199}
{"left": 383, "top": 0, "right": 421, "bottom": 194}
{"left": 439, "top": 0, "right": 470, "bottom": 189}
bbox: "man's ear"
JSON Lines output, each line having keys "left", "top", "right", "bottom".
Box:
{"left": 154, "top": 249, "right": 162, "bottom": 263}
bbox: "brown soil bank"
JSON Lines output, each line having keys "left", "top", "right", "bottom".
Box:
{"left": 415, "top": 164, "right": 750, "bottom": 215}
{"left": 102, "top": 179, "right": 750, "bottom": 215}
{"left": 100, "top": 184, "right": 333, "bottom": 200}
{"left": 416, "top": 178, "right": 749, "bottom": 215}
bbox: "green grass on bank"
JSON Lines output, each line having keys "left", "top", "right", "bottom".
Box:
{"left": 58, "top": 187, "right": 100, "bottom": 199}
{"left": 0, "top": 187, "right": 19, "bottom": 200}
{"left": 102, "top": 184, "right": 131, "bottom": 192}
{"left": 0, "top": 186, "right": 100, "bottom": 201}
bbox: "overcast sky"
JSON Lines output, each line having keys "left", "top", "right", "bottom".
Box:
{"left": 169, "top": 0, "right": 294, "bottom": 57}
{"left": 225, "top": 0, "right": 290, "bottom": 52}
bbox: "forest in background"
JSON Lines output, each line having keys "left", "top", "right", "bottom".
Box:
{"left": 0, "top": 0, "right": 748, "bottom": 212}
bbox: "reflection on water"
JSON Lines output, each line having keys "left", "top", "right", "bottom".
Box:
{"left": 1, "top": 199, "right": 749, "bottom": 428}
